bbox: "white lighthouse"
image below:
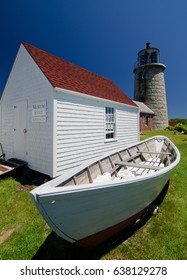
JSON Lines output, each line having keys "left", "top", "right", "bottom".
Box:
{"left": 134, "top": 42, "right": 168, "bottom": 130}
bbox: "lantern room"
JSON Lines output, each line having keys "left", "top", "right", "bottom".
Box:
{"left": 137, "top": 42, "right": 160, "bottom": 67}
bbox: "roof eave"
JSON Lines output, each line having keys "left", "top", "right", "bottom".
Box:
{"left": 54, "top": 87, "right": 138, "bottom": 110}
{"left": 140, "top": 111, "right": 154, "bottom": 115}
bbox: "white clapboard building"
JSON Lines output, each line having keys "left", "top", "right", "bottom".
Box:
{"left": 0, "top": 42, "right": 139, "bottom": 177}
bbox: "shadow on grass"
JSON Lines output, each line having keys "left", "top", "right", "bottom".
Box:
{"left": 32, "top": 182, "right": 169, "bottom": 260}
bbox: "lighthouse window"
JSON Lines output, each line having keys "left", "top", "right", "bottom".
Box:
{"left": 105, "top": 107, "right": 116, "bottom": 139}
{"left": 150, "top": 51, "right": 158, "bottom": 63}
{"left": 140, "top": 54, "right": 147, "bottom": 65}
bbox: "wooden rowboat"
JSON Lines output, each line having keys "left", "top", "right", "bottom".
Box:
{"left": 30, "top": 136, "right": 180, "bottom": 247}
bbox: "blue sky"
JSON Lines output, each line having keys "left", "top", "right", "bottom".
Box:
{"left": 0, "top": 0, "right": 186, "bottom": 119}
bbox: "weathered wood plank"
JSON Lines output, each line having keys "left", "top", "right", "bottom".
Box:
{"left": 117, "top": 152, "right": 123, "bottom": 161}
{"left": 115, "top": 161, "right": 163, "bottom": 170}
{"left": 98, "top": 161, "right": 104, "bottom": 174}
{"left": 122, "top": 152, "right": 141, "bottom": 162}
{"left": 87, "top": 167, "right": 93, "bottom": 183}
{"left": 110, "top": 165, "right": 121, "bottom": 175}
{"left": 73, "top": 176, "right": 78, "bottom": 185}
{"left": 138, "top": 151, "right": 171, "bottom": 155}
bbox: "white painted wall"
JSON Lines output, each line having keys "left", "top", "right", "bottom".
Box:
{"left": 53, "top": 89, "right": 139, "bottom": 177}
{"left": 0, "top": 44, "right": 54, "bottom": 177}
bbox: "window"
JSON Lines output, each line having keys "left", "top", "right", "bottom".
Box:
{"left": 144, "top": 114, "right": 149, "bottom": 126}
{"left": 140, "top": 54, "right": 147, "bottom": 65}
{"left": 105, "top": 107, "right": 115, "bottom": 139}
{"left": 150, "top": 51, "right": 158, "bottom": 63}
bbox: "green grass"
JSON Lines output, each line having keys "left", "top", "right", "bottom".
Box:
{"left": 0, "top": 179, "right": 50, "bottom": 259}
{"left": 0, "top": 130, "right": 186, "bottom": 259}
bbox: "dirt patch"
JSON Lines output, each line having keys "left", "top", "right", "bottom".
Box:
{"left": 16, "top": 185, "right": 35, "bottom": 192}
{"left": 0, "top": 228, "right": 16, "bottom": 245}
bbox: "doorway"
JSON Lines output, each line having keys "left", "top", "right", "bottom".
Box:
{"left": 13, "top": 100, "right": 28, "bottom": 160}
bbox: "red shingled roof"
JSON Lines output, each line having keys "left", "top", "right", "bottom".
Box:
{"left": 22, "top": 42, "right": 136, "bottom": 107}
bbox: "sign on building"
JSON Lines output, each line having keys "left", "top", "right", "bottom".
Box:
{"left": 32, "top": 101, "right": 47, "bottom": 122}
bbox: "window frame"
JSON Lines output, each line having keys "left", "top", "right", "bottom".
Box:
{"left": 105, "top": 106, "right": 116, "bottom": 140}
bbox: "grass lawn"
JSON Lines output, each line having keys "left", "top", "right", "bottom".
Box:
{"left": 0, "top": 130, "right": 186, "bottom": 260}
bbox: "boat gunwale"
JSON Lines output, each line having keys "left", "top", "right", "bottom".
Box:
{"left": 30, "top": 136, "right": 180, "bottom": 198}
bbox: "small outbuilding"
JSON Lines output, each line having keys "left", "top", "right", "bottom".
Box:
{"left": 133, "top": 101, "right": 154, "bottom": 132}
{"left": 0, "top": 42, "right": 139, "bottom": 177}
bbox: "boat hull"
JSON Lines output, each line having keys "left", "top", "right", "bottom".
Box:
{"left": 76, "top": 206, "right": 149, "bottom": 247}
{"left": 31, "top": 169, "right": 173, "bottom": 247}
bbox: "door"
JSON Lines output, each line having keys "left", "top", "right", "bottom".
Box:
{"left": 13, "top": 100, "right": 28, "bottom": 160}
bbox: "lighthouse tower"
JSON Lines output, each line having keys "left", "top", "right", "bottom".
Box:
{"left": 134, "top": 42, "right": 168, "bottom": 130}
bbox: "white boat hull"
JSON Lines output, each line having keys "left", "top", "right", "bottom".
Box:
{"left": 30, "top": 136, "right": 180, "bottom": 247}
